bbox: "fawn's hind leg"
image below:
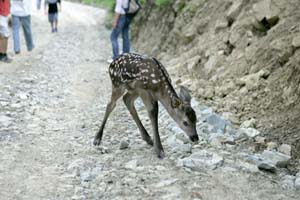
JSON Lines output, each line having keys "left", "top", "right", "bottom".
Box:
{"left": 94, "top": 86, "right": 125, "bottom": 146}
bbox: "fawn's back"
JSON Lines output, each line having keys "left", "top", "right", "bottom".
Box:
{"left": 109, "top": 53, "right": 172, "bottom": 92}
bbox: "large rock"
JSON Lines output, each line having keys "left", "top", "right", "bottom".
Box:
{"left": 238, "top": 161, "right": 259, "bottom": 173}
{"left": 0, "top": 115, "right": 13, "bottom": 127}
{"left": 215, "top": 19, "right": 228, "bottom": 32}
{"left": 186, "top": 55, "right": 201, "bottom": 72}
{"left": 155, "top": 179, "right": 178, "bottom": 188}
{"left": 124, "top": 159, "right": 138, "bottom": 170}
{"left": 226, "top": 0, "right": 244, "bottom": 20}
{"left": 252, "top": 0, "right": 280, "bottom": 24}
{"left": 80, "top": 170, "right": 93, "bottom": 183}
{"left": 295, "top": 177, "right": 300, "bottom": 190}
{"left": 238, "top": 127, "right": 260, "bottom": 138}
{"left": 166, "top": 135, "right": 184, "bottom": 149}
{"left": 278, "top": 144, "right": 291, "bottom": 156}
{"left": 267, "top": 142, "right": 278, "bottom": 150}
{"left": 261, "top": 150, "right": 291, "bottom": 168}
{"left": 181, "top": 25, "right": 197, "bottom": 44}
{"left": 215, "top": 80, "right": 236, "bottom": 97}
{"left": 255, "top": 136, "right": 266, "bottom": 144}
{"left": 119, "top": 139, "right": 129, "bottom": 150}
{"left": 239, "top": 70, "right": 268, "bottom": 91}
{"left": 222, "top": 112, "right": 240, "bottom": 125}
{"left": 281, "top": 175, "right": 296, "bottom": 190}
{"left": 292, "top": 35, "right": 300, "bottom": 48}
{"left": 171, "top": 143, "right": 192, "bottom": 154}
{"left": 240, "top": 118, "right": 256, "bottom": 128}
{"left": 177, "top": 150, "right": 223, "bottom": 171}
{"left": 258, "top": 162, "right": 276, "bottom": 173}
{"left": 203, "top": 113, "right": 227, "bottom": 133}
{"left": 204, "top": 55, "right": 217, "bottom": 71}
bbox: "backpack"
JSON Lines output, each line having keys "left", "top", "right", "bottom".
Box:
{"left": 124, "top": 0, "right": 141, "bottom": 16}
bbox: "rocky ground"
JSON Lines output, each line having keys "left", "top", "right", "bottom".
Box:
{"left": 132, "top": 0, "right": 300, "bottom": 171}
{"left": 0, "top": 2, "right": 299, "bottom": 200}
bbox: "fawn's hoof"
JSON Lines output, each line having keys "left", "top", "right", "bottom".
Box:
{"left": 146, "top": 139, "right": 154, "bottom": 146}
{"left": 156, "top": 150, "right": 165, "bottom": 159}
{"left": 93, "top": 138, "right": 101, "bottom": 146}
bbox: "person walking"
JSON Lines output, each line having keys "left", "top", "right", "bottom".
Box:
{"left": 110, "top": 0, "right": 133, "bottom": 61}
{"left": 44, "top": 0, "right": 61, "bottom": 33}
{"left": 10, "top": 0, "right": 34, "bottom": 54}
{"left": 0, "top": 0, "right": 12, "bottom": 62}
{"left": 37, "top": 0, "right": 42, "bottom": 10}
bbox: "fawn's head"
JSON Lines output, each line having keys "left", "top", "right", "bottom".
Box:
{"left": 170, "top": 86, "right": 199, "bottom": 142}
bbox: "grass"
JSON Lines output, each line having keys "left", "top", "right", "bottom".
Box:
{"left": 81, "top": 0, "right": 174, "bottom": 9}
{"left": 80, "top": 0, "right": 173, "bottom": 29}
{"left": 155, "top": 0, "right": 175, "bottom": 7}
{"left": 81, "top": 0, "right": 114, "bottom": 9}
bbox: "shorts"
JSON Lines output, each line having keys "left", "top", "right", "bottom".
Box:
{"left": 48, "top": 13, "right": 58, "bottom": 23}
{"left": 0, "top": 16, "right": 10, "bottom": 38}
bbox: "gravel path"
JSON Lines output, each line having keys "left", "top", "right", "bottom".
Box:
{"left": 0, "top": 2, "right": 299, "bottom": 200}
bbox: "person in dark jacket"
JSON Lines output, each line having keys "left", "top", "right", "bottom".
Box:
{"left": 44, "top": 0, "right": 61, "bottom": 33}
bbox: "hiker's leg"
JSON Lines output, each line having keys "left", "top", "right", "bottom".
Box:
{"left": 54, "top": 13, "right": 58, "bottom": 31}
{"left": 122, "top": 16, "right": 132, "bottom": 53}
{"left": 36, "top": 0, "right": 41, "bottom": 10}
{"left": 21, "top": 15, "right": 34, "bottom": 51}
{"left": 48, "top": 14, "right": 54, "bottom": 32}
{"left": 110, "top": 15, "right": 125, "bottom": 59}
{"left": 12, "top": 15, "right": 21, "bottom": 53}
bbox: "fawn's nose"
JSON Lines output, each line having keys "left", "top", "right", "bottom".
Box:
{"left": 190, "top": 134, "right": 199, "bottom": 142}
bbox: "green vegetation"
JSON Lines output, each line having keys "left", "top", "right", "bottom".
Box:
{"left": 81, "top": 0, "right": 174, "bottom": 9}
{"left": 155, "top": 0, "right": 175, "bottom": 7}
{"left": 176, "top": 1, "right": 186, "bottom": 13}
{"left": 81, "top": 0, "right": 114, "bottom": 9}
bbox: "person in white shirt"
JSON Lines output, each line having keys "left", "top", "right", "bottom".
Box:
{"left": 110, "top": 0, "right": 132, "bottom": 60}
{"left": 10, "top": 0, "right": 34, "bottom": 54}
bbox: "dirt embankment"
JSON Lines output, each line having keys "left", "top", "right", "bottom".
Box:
{"left": 131, "top": 0, "right": 300, "bottom": 169}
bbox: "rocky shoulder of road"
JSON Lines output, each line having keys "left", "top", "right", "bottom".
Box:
{"left": 0, "top": 2, "right": 300, "bottom": 200}
{"left": 132, "top": 0, "right": 300, "bottom": 170}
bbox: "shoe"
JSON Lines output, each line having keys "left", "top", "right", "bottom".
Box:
{"left": 0, "top": 55, "right": 12, "bottom": 63}
{"left": 51, "top": 28, "right": 55, "bottom": 33}
{"left": 107, "top": 59, "right": 113, "bottom": 64}
{"left": 28, "top": 46, "right": 34, "bottom": 52}
{"left": 55, "top": 28, "right": 58, "bottom": 32}
{"left": 15, "top": 51, "right": 20, "bottom": 54}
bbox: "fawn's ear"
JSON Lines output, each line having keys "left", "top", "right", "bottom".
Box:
{"left": 179, "top": 86, "right": 191, "bottom": 105}
{"left": 171, "top": 96, "right": 182, "bottom": 108}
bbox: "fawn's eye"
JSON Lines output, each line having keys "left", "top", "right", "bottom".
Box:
{"left": 183, "top": 121, "right": 188, "bottom": 126}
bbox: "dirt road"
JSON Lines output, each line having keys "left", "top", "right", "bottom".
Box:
{"left": 0, "top": 2, "right": 299, "bottom": 200}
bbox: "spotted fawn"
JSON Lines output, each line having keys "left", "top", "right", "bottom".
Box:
{"left": 94, "top": 53, "right": 199, "bottom": 158}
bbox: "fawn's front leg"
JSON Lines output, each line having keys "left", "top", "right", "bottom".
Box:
{"left": 123, "top": 92, "right": 153, "bottom": 146}
{"left": 141, "top": 92, "right": 165, "bottom": 158}
{"left": 149, "top": 101, "right": 164, "bottom": 158}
